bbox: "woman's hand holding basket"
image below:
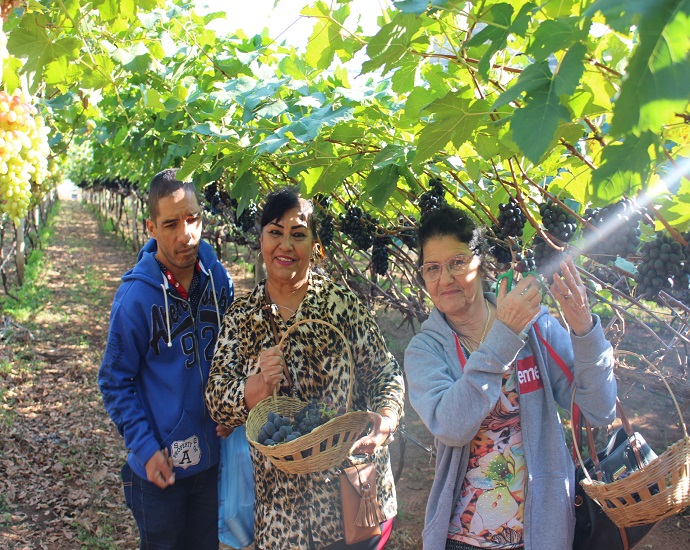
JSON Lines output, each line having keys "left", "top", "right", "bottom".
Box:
{"left": 244, "top": 345, "right": 292, "bottom": 409}
{"left": 350, "top": 411, "right": 398, "bottom": 457}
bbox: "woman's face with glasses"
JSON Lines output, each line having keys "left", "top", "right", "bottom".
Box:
{"left": 420, "top": 235, "right": 483, "bottom": 318}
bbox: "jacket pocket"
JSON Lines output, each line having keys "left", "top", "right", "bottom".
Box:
{"left": 161, "top": 410, "right": 204, "bottom": 470}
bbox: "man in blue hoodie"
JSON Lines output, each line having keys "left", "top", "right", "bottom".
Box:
{"left": 99, "top": 168, "right": 234, "bottom": 549}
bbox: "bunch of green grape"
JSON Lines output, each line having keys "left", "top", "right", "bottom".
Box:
{"left": 0, "top": 89, "right": 51, "bottom": 224}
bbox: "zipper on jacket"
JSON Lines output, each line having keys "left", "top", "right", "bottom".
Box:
{"left": 166, "top": 274, "right": 214, "bottom": 469}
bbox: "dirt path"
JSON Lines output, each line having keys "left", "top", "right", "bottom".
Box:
{"left": 1, "top": 200, "right": 139, "bottom": 548}
{"left": 1, "top": 199, "right": 688, "bottom": 549}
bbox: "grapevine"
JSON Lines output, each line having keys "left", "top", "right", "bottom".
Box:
{"left": 497, "top": 198, "right": 527, "bottom": 238}
{"left": 667, "top": 232, "right": 690, "bottom": 306}
{"left": 486, "top": 225, "right": 513, "bottom": 265}
{"left": 538, "top": 201, "right": 578, "bottom": 243}
{"left": 635, "top": 233, "right": 688, "bottom": 303}
{"left": 340, "top": 205, "right": 377, "bottom": 251}
{"left": 418, "top": 179, "right": 446, "bottom": 215}
{"left": 583, "top": 198, "right": 642, "bottom": 261}
{"left": 532, "top": 234, "right": 566, "bottom": 279}
{"left": 318, "top": 214, "right": 334, "bottom": 247}
{"left": 0, "top": 90, "right": 52, "bottom": 224}
{"left": 203, "top": 181, "right": 222, "bottom": 216}
{"left": 371, "top": 235, "right": 391, "bottom": 275}
{"left": 514, "top": 247, "right": 536, "bottom": 274}
{"left": 313, "top": 193, "right": 332, "bottom": 210}
{"left": 398, "top": 215, "right": 418, "bottom": 249}
{"left": 237, "top": 201, "right": 258, "bottom": 233}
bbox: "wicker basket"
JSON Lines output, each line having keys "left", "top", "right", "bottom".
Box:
{"left": 246, "top": 318, "right": 370, "bottom": 475}
{"left": 572, "top": 350, "right": 690, "bottom": 527}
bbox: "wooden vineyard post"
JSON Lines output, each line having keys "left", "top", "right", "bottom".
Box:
{"left": 15, "top": 218, "right": 25, "bottom": 285}
{"left": 131, "top": 195, "right": 139, "bottom": 250}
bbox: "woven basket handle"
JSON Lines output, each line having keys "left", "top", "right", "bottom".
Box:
{"left": 271, "top": 318, "right": 356, "bottom": 413}
{"left": 613, "top": 350, "right": 688, "bottom": 438}
{"left": 574, "top": 396, "right": 632, "bottom": 481}
{"left": 570, "top": 350, "right": 688, "bottom": 483}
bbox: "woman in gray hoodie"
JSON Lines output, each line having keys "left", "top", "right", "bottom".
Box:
{"left": 404, "top": 205, "right": 617, "bottom": 550}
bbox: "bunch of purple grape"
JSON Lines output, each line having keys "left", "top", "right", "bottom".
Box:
{"left": 293, "top": 397, "right": 346, "bottom": 436}
{"left": 497, "top": 199, "right": 527, "bottom": 238}
{"left": 257, "top": 411, "right": 301, "bottom": 445}
{"left": 257, "top": 397, "right": 346, "bottom": 446}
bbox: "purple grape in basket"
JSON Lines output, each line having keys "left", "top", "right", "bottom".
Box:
{"left": 264, "top": 421, "right": 277, "bottom": 437}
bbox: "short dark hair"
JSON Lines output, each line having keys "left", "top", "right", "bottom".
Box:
{"left": 417, "top": 205, "right": 484, "bottom": 265}
{"left": 260, "top": 186, "right": 317, "bottom": 235}
{"left": 148, "top": 168, "right": 199, "bottom": 221}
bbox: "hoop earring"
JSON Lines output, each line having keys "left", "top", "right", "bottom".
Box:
{"left": 312, "top": 242, "right": 324, "bottom": 263}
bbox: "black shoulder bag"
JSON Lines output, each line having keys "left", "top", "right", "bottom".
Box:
{"left": 534, "top": 325, "right": 659, "bottom": 550}
{"left": 571, "top": 396, "right": 658, "bottom": 550}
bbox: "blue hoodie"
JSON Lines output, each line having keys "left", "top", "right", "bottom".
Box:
{"left": 99, "top": 238, "right": 234, "bottom": 481}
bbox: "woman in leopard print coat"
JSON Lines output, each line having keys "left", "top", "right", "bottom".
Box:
{"left": 206, "top": 187, "right": 405, "bottom": 549}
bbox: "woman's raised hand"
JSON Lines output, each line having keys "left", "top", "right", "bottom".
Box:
{"left": 551, "top": 256, "right": 594, "bottom": 336}
{"left": 496, "top": 274, "right": 543, "bottom": 335}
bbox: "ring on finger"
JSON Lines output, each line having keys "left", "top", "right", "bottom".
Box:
{"left": 563, "top": 291, "right": 573, "bottom": 299}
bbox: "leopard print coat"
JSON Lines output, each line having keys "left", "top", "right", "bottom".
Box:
{"left": 206, "top": 272, "right": 405, "bottom": 549}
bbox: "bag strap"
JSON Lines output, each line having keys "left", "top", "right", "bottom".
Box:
{"left": 533, "top": 324, "right": 582, "bottom": 457}
{"left": 571, "top": 391, "right": 632, "bottom": 550}
{"left": 532, "top": 325, "right": 639, "bottom": 470}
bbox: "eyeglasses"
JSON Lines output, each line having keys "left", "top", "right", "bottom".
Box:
{"left": 418, "top": 255, "right": 474, "bottom": 282}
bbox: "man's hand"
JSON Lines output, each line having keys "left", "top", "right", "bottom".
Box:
{"left": 216, "top": 424, "right": 234, "bottom": 439}
{"left": 145, "top": 448, "right": 175, "bottom": 489}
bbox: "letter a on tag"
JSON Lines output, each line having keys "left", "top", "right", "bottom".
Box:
{"left": 170, "top": 435, "right": 201, "bottom": 469}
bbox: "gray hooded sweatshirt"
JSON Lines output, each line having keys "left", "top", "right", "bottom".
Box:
{"left": 404, "top": 295, "right": 616, "bottom": 550}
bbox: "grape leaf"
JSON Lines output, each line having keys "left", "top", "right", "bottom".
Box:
{"left": 312, "top": 158, "right": 355, "bottom": 195}
{"left": 586, "top": 0, "right": 659, "bottom": 33}
{"left": 511, "top": 87, "right": 571, "bottom": 164}
{"left": 391, "top": 61, "right": 418, "bottom": 94}
{"left": 554, "top": 42, "right": 587, "bottom": 96}
{"left": 305, "top": 19, "right": 336, "bottom": 71}
{"left": 7, "top": 14, "right": 80, "bottom": 83}
{"left": 590, "top": 132, "right": 657, "bottom": 204}
{"left": 367, "top": 165, "right": 401, "bottom": 208}
{"left": 610, "top": 1, "right": 690, "bottom": 135}
{"left": 527, "top": 18, "right": 587, "bottom": 61}
{"left": 465, "top": 2, "right": 534, "bottom": 79}
{"left": 393, "top": 0, "right": 430, "bottom": 14}
{"left": 493, "top": 62, "right": 553, "bottom": 111}
{"left": 362, "top": 15, "right": 423, "bottom": 75}
{"left": 413, "top": 95, "right": 488, "bottom": 167}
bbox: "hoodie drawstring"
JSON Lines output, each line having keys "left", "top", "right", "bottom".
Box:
{"left": 159, "top": 261, "right": 222, "bottom": 348}
{"left": 160, "top": 276, "right": 173, "bottom": 348}
{"left": 199, "top": 259, "right": 222, "bottom": 329}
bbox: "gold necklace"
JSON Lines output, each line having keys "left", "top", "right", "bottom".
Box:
{"left": 265, "top": 280, "right": 306, "bottom": 316}
{"left": 454, "top": 299, "right": 492, "bottom": 353}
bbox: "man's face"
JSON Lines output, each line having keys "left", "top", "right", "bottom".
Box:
{"left": 145, "top": 188, "right": 202, "bottom": 276}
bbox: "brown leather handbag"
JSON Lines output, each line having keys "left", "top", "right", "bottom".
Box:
{"left": 339, "top": 462, "right": 386, "bottom": 544}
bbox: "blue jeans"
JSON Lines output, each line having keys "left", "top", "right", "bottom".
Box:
{"left": 121, "top": 462, "right": 219, "bottom": 550}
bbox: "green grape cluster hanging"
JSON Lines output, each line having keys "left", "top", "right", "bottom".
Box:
{"left": 0, "top": 89, "right": 51, "bottom": 224}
